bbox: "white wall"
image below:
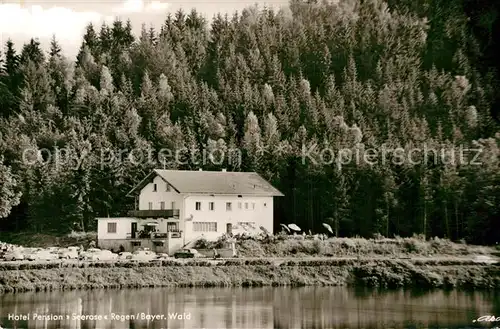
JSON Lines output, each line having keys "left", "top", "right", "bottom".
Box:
{"left": 182, "top": 195, "right": 274, "bottom": 242}
{"left": 138, "top": 175, "right": 183, "bottom": 212}
{"left": 136, "top": 174, "right": 276, "bottom": 244}
{"left": 97, "top": 217, "right": 179, "bottom": 240}
{"left": 97, "top": 218, "right": 137, "bottom": 240}
{"left": 138, "top": 175, "right": 185, "bottom": 234}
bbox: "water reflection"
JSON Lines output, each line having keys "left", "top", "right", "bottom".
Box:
{"left": 0, "top": 287, "right": 499, "bottom": 328}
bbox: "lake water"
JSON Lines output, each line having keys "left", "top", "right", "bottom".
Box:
{"left": 0, "top": 287, "right": 500, "bottom": 329}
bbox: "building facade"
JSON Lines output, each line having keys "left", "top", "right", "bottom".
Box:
{"left": 96, "top": 169, "right": 283, "bottom": 254}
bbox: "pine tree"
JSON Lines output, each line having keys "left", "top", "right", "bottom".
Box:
{"left": 0, "top": 157, "right": 22, "bottom": 218}
{"left": 81, "top": 23, "right": 99, "bottom": 57}
{"left": 20, "top": 38, "right": 45, "bottom": 67}
{"left": 0, "top": 1, "right": 498, "bottom": 242}
{"left": 242, "top": 111, "right": 262, "bottom": 170}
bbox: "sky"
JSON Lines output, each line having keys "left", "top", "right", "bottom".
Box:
{"left": 0, "top": 0, "right": 288, "bottom": 59}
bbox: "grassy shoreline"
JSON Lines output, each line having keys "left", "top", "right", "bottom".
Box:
{"left": 1, "top": 232, "right": 498, "bottom": 257}
{"left": 2, "top": 234, "right": 499, "bottom": 294}
{"left": 1, "top": 259, "right": 499, "bottom": 294}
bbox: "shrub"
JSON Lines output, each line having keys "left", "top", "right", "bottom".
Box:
{"left": 412, "top": 269, "right": 444, "bottom": 288}
{"left": 161, "top": 260, "right": 182, "bottom": 266}
{"left": 0, "top": 263, "right": 19, "bottom": 270}
{"left": 280, "top": 260, "right": 298, "bottom": 266}
{"left": 185, "top": 260, "right": 211, "bottom": 267}
{"left": 214, "top": 234, "right": 230, "bottom": 248}
{"left": 245, "top": 259, "right": 272, "bottom": 266}
{"left": 194, "top": 238, "right": 211, "bottom": 249}
{"left": 403, "top": 238, "right": 428, "bottom": 253}
{"left": 311, "top": 240, "right": 323, "bottom": 254}
{"left": 341, "top": 239, "right": 356, "bottom": 250}
{"left": 221, "top": 260, "right": 244, "bottom": 266}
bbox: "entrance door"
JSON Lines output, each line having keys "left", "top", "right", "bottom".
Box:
{"left": 131, "top": 222, "right": 137, "bottom": 239}
{"left": 226, "top": 223, "right": 232, "bottom": 235}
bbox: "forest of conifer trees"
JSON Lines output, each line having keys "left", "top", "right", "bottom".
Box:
{"left": 0, "top": 0, "right": 499, "bottom": 244}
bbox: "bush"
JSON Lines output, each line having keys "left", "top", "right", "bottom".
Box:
{"left": 0, "top": 263, "right": 19, "bottom": 270}
{"left": 214, "top": 234, "right": 230, "bottom": 248}
{"left": 403, "top": 238, "right": 428, "bottom": 253}
{"left": 194, "top": 238, "right": 211, "bottom": 249}
{"left": 311, "top": 240, "right": 323, "bottom": 254}
{"left": 245, "top": 259, "right": 272, "bottom": 266}
{"left": 185, "top": 260, "right": 212, "bottom": 266}
{"left": 221, "top": 260, "right": 244, "bottom": 266}
{"left": 341, "top": 239, "right": 356, "bottom": 250}
{"left": 280, "top": 260, "right": 298, "bottom": 266}
{"left": 161, "top": 260, "right": 182, "bottom": 266}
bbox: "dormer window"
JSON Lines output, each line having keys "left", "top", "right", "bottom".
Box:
{"left": 153, "top": 184, "right": 157, "bottom": 192}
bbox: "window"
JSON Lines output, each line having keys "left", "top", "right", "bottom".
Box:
{"left": 167, "top": 222, "right": 179, "bottom": 232}
{"left": 148, "top": 202, "right": 153, "bottom": 210}
{"left": 166, "top": 184, "right": 171, "bottom": 192}
{"left": 238, "top": 202, "right": 242, "bottom": 209}
{"left": 209, "top": 202, "right": 215, "bottom": 211}
{"left": 153, "top": 184, "right": 157, "bottom": 192}
{"left": 160, "top": 202, "right": 165, "bottom": 210}
{"left": 107, "top": 222, "right": 117, "bottom": 233}
{"left": 252, "top": 203, "right": 255, "bottom": 210}
{"left": 131, "top": 241, "right": 141, "bottom": 247}
{"left": 153, "top": 241, "right": 164, "bottom": 247}
{"left": 193, "top": 222, "right": 217, "bottom": 232}
{"left": 245, "top": 202, "right": 248, "bottom": 209}
{"left": 171, "top": 201, "right": 176, "bottom": 209}
{"left": 195, "top": 202, "right": 201, "bottom": 210}
{"left": 226, "top": 202, "right": 232, "bottom": 211}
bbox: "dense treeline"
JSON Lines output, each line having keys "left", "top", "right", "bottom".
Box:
{"left": 0, "top": 0, "right": 499, "bottom": 243}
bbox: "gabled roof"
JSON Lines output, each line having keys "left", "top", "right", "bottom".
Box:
{"left": 126, "top": 169, "right": 284, "bottom": 197}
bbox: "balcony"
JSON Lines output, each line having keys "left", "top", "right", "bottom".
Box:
{"left": 128, "top": 209, "right": 180, "bottom": 218}
{"left": 126, "top": 231, "right": 182, "bottom": 239}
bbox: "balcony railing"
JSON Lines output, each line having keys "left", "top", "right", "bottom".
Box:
{"left": 126, "top": 232, "right": 182, "bottom": 239}
{"left": 128, "top": 209, "right": 180, "bottom": 218}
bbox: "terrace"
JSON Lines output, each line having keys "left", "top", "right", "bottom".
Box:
{"left": 127, "top": 209, "right": 180, "bottom": 218}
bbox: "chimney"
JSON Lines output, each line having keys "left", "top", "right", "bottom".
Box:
{"left": 222, "top": 169, "right": 227, "bottom": 172}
